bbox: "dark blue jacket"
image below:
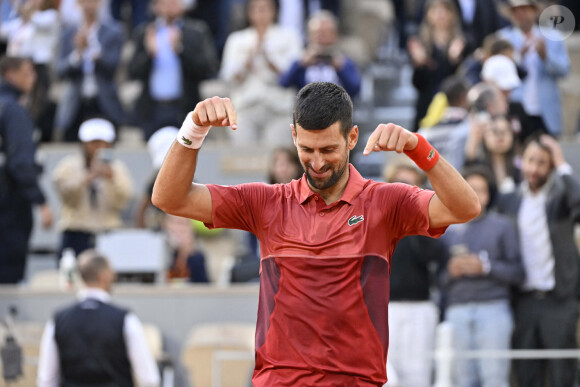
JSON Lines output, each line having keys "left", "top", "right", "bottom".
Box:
{"left": 0, "top": 81, "right": 45, "bottom": 210}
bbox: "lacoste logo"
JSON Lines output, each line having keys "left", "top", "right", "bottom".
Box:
{"left": 348, "top": 215, "right": 364, "bottom": 226}
{"left": 181, "top": 136, "right": 192, "bottom": 146}
{"left": 427, "top": 149, "right": 435, "bottom": 160}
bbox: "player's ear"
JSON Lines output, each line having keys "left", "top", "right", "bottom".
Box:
{"left": 347, "top": 126, "right": 358, "bottom": 150}
{"left": 291, "top": 124, "right": 297, "bottom": 146}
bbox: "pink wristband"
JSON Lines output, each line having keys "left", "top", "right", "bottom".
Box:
{"left": 404, "top": 134, "right": 439, "bottom": 171}
{"left": 177, "top": 112, "right": 211, "bottom": 149}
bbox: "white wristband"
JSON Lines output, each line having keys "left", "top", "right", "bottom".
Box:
{"left": 177, "top": 112, "right": 211, "bottom": 149}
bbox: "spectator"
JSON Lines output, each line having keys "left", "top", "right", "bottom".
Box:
{"left": 465, "top": 115, "right": 520, "bottom": 194}
{"left": 58, "top": 0, "right": 111, "bottom": 27}
{"left": 462, "top": 82, "right": 508, "bottom": 170}
{"left": 480, "top": 52, "right": 532, "bottom": 144}
{"left": 0, "top": 56, "right": 53, "bottom": 284}
{"left": 280, "top": 10, "right": 361, "bottom": 98}
{"left": 136, "top": 126, "right": 209, "bottom": 283}
{"left": 498, "top": 0, "right": 570, "bottom": 137}
{"left": 220, "top": 0, "right": 301, "bottom": 145}
{"left": 0, "top": 0, "right": 60, "bottom": 142}
{"left": 415, "top": 0, "right": 509, "bottom": 52}
{"left": 441, "top": 165, "right": 524, "bottom": 387}
{"left": 408, "top": 0, "right": 466, "bottom": 131}
{"left": 186, "top": 0, "right": 230, "bottom": 59}
{"left": 384, "top": 157, "right": 448, "bottom": 387}
{"left": 497, "top": 134, "right": 580, "bottom": 387}
{"left": 110, "top": 0, "right": 149, "bottom": 31}
{"left": 277, "top": 0, "right": 342, "bottom": 39}
{"left": 418, "top": 75, "right": 470, "bottom": 170}
{"left": 136, "top": 126, "right": 177, "bottom": 231}
{"left": 52, "top": 118, "right": 133, "bottom": 257}
{"left": 267, "top": 146, "right": 303, "bottom": 185}
{"left": 128, "top": 0, "right": 218, "bottom": 140}
{"left": 460, "top": 34, "right": 515, "bottom": 86}
{"left": 54, "top": 0, "right": 126, "bottom": 142}
{"left": 37, "top": 250, "right": 161, "bottom": 387}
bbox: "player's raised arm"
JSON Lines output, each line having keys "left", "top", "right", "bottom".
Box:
{"left": 152, "top": 97, "right": 237, "bottom": 224}
{"left": 363, "top": 123, "right": 480, "bottom": 229}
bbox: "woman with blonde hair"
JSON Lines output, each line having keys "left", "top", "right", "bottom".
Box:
{"left": 408, "top": 0, "right": 466, "bottom": 131}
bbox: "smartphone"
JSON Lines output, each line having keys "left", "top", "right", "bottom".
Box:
{"left": 474, "top": 111, "right": 491, "bottom": 124}
{"left": 317, "top": 53, "right": 333, "bottom": 62}
{"left": 98, "top": 148, "right": 114, "bottom": 164}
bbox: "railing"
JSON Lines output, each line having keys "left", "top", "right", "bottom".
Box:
{"left": 433, "top": 321, "right": 580, "bottom": 387}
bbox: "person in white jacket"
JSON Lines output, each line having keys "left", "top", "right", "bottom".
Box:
{"left": 220, "top": 0, "right": 302, "bottom": 146}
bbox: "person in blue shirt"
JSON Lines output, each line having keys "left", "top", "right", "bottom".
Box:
{"left": 279, "top": 10, "right": 361, "bottom": 98}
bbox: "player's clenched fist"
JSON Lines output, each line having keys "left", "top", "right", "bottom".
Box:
{"left": 363, "top": 123, "right": 440, "bottom": 171}
{"left": 363, "top": 123, "right": 418, "bottom": 155}
{"left": 192, "top": 96, "right": 238, "bottom": 129}
{"left": 177, "top": 97, "right": 238, "bottom": 149}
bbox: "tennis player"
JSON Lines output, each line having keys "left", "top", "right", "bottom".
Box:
{"left": 153, "top": 82, "right": 480, "bottom": 386}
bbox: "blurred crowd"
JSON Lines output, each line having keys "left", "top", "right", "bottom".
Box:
{"left": 1, "top": 0, "right": 580, "bottom": 385}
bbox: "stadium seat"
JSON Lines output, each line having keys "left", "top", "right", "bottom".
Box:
{"left": 95, "top": 229, "right": 169, "bottom": 283}
{"left": 182, "top": 323, "right": 255, "bottom": 387}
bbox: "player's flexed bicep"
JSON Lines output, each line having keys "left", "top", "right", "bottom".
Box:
{"left": 152, "top": 97, "right": 237, "bottom": 224}
{"left": 363, "top": 123, "right": 480, "bottom": 231}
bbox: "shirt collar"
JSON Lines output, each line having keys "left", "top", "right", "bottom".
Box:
{"left": 297, "top": 164, "right": 367, "bottom": 205}
{"left": 521, "top": 171, "right": 555, "bottom": 198}
{"left": 155, "top": 17, "right": 184, "bottom": 28}
{"left": 77, "top": 287, "right": 111, "bottom": 303}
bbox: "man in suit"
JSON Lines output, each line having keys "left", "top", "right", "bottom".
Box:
{"left": 53, "top": 0, "right": 126, "bottom": 142}
{"left": 37, "top": 250, "right": 160, "bottom": 387}
{"left": 0, "top": 56, "right": 53, "bottom": 284}
{"left": 128, "top": 0, "right": 218, "bottom": 140}
{"left": 497, "top": 135, "right": 580, "bottom": 387}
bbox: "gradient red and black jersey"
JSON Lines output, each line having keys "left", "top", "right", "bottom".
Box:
{"left": 205, "top": 165, "right": 446, "bottom": 386}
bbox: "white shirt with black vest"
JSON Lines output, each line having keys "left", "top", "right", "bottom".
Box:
{"left": 37, "top": 288, "right": 160, "bottom": 387}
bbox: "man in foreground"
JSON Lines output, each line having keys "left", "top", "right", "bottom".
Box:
{"left": 37, "top": 250, "right": 160, "bottom": 387}
{"left": 153, "top": 82, "right": 480, "bottom": 385}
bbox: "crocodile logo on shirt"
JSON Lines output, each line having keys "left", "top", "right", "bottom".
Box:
{"left": 181, "top": 136, "right": 192, "bottom": 146}
{"left": 348, "top": 215, "right": 364, "bottom": 226}
{"left": 427, "top": 149, "right": 435, "bottom": 160}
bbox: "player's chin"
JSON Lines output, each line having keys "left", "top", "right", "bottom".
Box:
{"left": 306, "top": 173, "right": 329, "bottom": 189}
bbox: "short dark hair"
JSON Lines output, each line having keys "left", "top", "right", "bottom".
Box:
{"left": 441, "top": 76, "right": 469, "bottom": 107}
{"left": 468, "top": 83, "right": 498, "bottom": 113}
{"left": 522, "top": 132, "right": 555, "bottom": 169}
{"left": 293, "top": 82, "right": 353, "bottom": 138}
{"left": 462, "top": 164, "right": 497, "bottom": 209}
{"left": 489, "top": 39, "right": 514, "bottom": 56}
{"left": 0, "top": 56, "right": 31, "bottom": 77}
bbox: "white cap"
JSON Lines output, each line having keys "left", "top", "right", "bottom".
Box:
{"left": 481, "top": 55, "right": 521, "bottom": 91}
{"left": 78, "top": 118, "right": 116, "bottom": 143}
{"left": 148, "top": 126, "right": 179, "bottom": 169}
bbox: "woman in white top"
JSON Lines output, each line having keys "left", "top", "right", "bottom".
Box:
{"left": 220, "top": 0, "right": 302, "bottom": 146}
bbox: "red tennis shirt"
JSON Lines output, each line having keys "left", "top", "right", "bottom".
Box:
{"left": 205, "top": 164, "right": 446, "bottom": 386}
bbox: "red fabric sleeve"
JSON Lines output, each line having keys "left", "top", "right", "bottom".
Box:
{"left": 379, "top": 183, "right": 447, "bottom": 238}
{"left": 204, "top": 182, "right": 271, "bottom": 234}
